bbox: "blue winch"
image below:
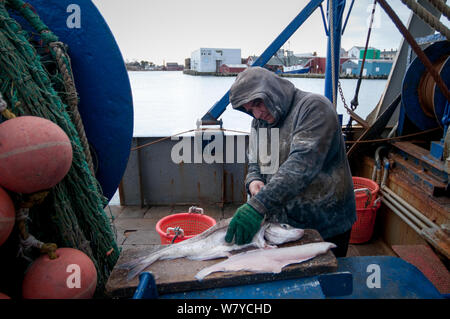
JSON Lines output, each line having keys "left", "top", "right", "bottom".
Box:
{"left": 400, "top": 38, "right": 450, "bottom": 161}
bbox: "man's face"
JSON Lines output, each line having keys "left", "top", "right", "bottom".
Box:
{"left": 242, "top": 99, "right": 275, "bottom": 124}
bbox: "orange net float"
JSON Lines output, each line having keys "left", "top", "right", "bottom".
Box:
{"left": 0, "top": 116, "right": 73, "bottom": 194}
{"left": 0, "top": 292, "right": 11, "bottom": 299}
{"left": 0, "top": 186, "right": 15, "bottom": 246}
{"left": 22, "top": 247, "right": 97, "bottom": 299}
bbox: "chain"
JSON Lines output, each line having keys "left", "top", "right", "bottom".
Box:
{"left": 338, "top": 81, "right": 353, "bottom": 111}
{"left": 338, "top": 80, "right": 356, "bottom": 143}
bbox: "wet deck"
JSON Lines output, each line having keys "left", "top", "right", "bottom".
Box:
{"left": 105, "top": 204, "right": 396, "bottom": 257}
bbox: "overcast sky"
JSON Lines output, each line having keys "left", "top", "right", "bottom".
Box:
{"left": 91, "top": 0, "right": 446, "bottom": 65}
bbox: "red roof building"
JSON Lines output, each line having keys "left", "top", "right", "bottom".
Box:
{"left": 219, "top": 64, "right": 248, "bottom": 74}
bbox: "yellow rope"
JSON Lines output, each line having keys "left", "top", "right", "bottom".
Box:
{"left": 131, "top": 126, "right": 440, "bottom": 151}
{"left": 131, "top": 127, "right": 250, "bottom": 151}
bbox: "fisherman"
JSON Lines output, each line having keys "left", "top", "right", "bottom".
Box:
{"left": 224, "top": 66, "right": 356, "bottom": 257}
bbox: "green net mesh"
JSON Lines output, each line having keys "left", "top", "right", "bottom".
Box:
{"left": 0, "top": 0, "right": 120, "bottom": 294}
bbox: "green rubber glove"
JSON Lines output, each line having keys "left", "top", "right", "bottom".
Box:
{"left": 225, "top": 203, "right": 264, "bottom": 245}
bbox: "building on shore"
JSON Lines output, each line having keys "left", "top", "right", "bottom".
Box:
{"left": 190, "top": 48, "right": 241, "bottom": 73}
{"left": 302, "top": 57, "right": 350, "bottom": 74}
{"left": 354, "top": 59, "right": 393, "bottom": 76}
{"left": 348, "top": 46, "right": 381, "bottom": 59}
{"left": 165, "top": 62, "right": 184, "bottom": 71}
{"left": 342, "top": 59, "right": 360, "bottom": 75}
{"left": 219, "top": 64, "right": 248, "bottom": 74}
{"left": 246, "top": 49, "right": 311, "bottom": 73}
{"left": 380, "top": 49, "right": 398, "bottom": 60}
{"left": 342, "top": 58, "right": 393, "bottom": 77}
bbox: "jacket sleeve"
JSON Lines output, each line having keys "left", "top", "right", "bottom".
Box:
{"left": 244, "top": 120, "right": 266, "bottom": 195}
{"left": 247, "top": 96, "right": 339, "bottom": 216}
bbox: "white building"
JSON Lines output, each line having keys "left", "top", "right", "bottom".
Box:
{"left": 348, "top": 46, "right": 365, "bottom": 58}
{"left": 190, "top": 48, "right": 241, "bottom": 72}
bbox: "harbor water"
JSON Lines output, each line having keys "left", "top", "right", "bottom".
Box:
{"left": 130, "top": 71, "right": 387, "bottom": 137}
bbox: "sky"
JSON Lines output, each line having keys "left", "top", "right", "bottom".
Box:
{"left": 91, "top": 0, "right": 447, "bottom": 65}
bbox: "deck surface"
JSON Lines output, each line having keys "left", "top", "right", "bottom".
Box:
{"left": 106, "top": 204, "right": 396, "bottom": 256}
{"left": 104, "top": 204, "right": 396, "bottom": 297}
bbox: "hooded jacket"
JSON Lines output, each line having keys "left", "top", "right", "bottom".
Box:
{"left": 229, "top": 67, "right": 356, "bottom": 239}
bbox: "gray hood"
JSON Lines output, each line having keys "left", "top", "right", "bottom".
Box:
{"left": 229, "top": 67, "right": 297, "bottom": 127}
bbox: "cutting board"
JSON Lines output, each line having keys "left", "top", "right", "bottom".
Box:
{"left": 106, "top": 229, "right": 337, "bottom": 298}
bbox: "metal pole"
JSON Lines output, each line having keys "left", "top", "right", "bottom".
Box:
{"left": 324, "top": 0, "right": 346, "bottom": 106}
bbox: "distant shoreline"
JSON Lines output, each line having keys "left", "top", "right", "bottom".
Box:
{"left": 181, "top": 69, "right": 388, "bottom": 79}
{"left": 126, "top": 69, "right": 388, "bottom": 80}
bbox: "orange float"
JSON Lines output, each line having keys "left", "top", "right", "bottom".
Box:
{"left": 0, "top": 292, "right": 11, "bottom": 299}
{"left": 22, "top": 248, "right": 97, "bottom": 299}
{"left": 0, "top": 116, "right": 73, "bottom": 194}
{"left": 0, "top": 186, "right": 15, "bottom": 246}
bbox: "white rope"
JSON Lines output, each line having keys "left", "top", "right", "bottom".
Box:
{"left": 20, "top": 233, "right": 44, "bottom": 250}
{"left": 16, "top": 208, "right": 44, "bottom": 261}
{"left": 0, "top": 92, "right": 7, "bottom": 112}
{"left": 401, "top": 0, "right": 450, "bottom": 40}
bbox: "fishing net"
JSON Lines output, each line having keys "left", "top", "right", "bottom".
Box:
{"left": 0, "top": 0, "right": 119, "bottom": 294}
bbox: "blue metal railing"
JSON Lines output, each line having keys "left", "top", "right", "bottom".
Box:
{"left": 200, "top": 0, "right": 347, "bottom": 124}
{"left": 200, "top": 0, "right": 327, "bottom": 123}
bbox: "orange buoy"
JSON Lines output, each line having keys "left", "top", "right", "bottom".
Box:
{"left": 0, "top": 116, "right": 73, "bottom": 194}
{"left": 0, "top": 186, "right": 15, "bottom": 246}
{"left": 0, "top": 292, "right": 11, "bottom": 299}
{"left": 22, "top": 248, "right": 97, "bottom": 299}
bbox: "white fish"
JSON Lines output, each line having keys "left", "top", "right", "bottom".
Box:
{"left": 120, "top": 218, "right": 304, "bottom": 280}
{"left": 195, "top": 242, "right": 336, "bottom": 281}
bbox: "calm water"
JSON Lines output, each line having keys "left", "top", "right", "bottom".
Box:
{"left": 129, "top": 71, "right": 387, "bottom": 137}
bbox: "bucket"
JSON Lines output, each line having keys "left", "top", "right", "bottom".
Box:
{"left": 350, "top": 198, "right": 381, "bottom": 244}
{"left": 155, "top": 207, "right": 216, "bottom": 244}
{"left": 352, "top": 176, "right": 380, "bottom": 209}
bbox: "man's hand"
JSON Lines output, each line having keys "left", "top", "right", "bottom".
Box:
{"left": 249, "top": 180, "right": 265, "bottom": 197}
{"left": 225, "top": 203, "right": 264, "bottom": 245}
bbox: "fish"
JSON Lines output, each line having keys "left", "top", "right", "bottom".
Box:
{"left": 120, "top": 218, "right": 305, "bottom": 280}
{"left": 195, "top": 242, "right": 336, "bottom": 281}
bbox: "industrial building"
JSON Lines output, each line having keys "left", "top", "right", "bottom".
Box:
{"left": 190, "top": 48, "right": 241, "bottom": 73}
{"left": 350, "top": 59, "right": 393, "bottom": 77}
{"left": 218, "top": 64, "right": 248, "bottom": 74}
{"left": 348, "top": 46, "right": 380, "bottom": 59}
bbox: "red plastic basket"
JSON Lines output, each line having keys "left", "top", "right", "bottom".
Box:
{"left": 352, "top": 176, "right": 380, "bottom": 209}
{"left": 156, "top": 211, "right": 216, "bottom": 245}
{"left": 350, "top": 199, "right": 381, "bottom": 244}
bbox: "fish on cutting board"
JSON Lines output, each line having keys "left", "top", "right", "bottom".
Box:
{"left": 119, "top": 218, "right": 305, "bottom": 280}
{"left": 195, "top": 242, "right": 336, "bottom": 281}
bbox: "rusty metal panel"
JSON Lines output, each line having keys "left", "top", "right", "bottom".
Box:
{"left": 120, "top": 139, "right": 142, "bottom": 206}
{"left": 120, "top": 136, "right": 248, "bottom": 206}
